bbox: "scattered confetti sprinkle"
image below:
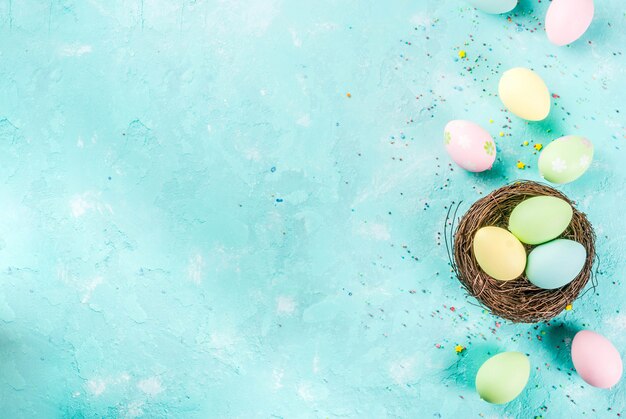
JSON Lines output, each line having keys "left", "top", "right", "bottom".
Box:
{"left": 534, "top": 144, "right": 543, "bottom": 151}
{"left": 346, "top": 92, "right": 352, "bottom": 98}
{"left": 499, "top": 132, "right": 504, "bottom": 137}
{"left": 458, "top": 50, "right": 466, "bottom": 59}
{"left": 523, "top": 141, "right": 529, "bottom": 146}
{"left": 566, "top": 304, "right": 573, "bottom": 311}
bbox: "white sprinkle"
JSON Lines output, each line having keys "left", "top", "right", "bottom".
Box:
{"left": 86, "top": 379, "right": 106, "bottom": 396}
{"left": 296, "top": 115, "right": 311, "bottom": 127}
{"left": 137, "top": 377, "right": 164, "bottom": 396}
{"left": 276, "top": 296, "right": 296, "bottom": 315}
{"left": 187, "top": 254, "right": 204, "bottom": 284}
{"left": 60, "top": 44, "right": 93, "bottom": 57}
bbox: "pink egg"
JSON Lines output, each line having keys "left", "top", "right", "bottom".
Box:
{"left": 545, "top": 0, "right": 594, "bottom": 46}
{"left": 444, "top": 120, "right": 496, "bottom": 173}
{"left": 571, "top": 330, "right": 623, "bottom": 388}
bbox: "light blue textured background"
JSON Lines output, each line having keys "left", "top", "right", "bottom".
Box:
{"left": 0, "top": 0, "right": 624, "bottom": 417}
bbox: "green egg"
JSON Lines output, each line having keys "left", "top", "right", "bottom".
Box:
{"left": 539, "top": 136, "right": 593, "bottom": 184}
{"left": 508, "top": 196, "right": 573, "bottom": 245}
{"left": 475, "top": 352, "right": 530, "bottom": 404}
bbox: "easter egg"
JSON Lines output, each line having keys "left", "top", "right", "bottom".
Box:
{"left": 498, "top": 68, "right": 550, "bottom": 121}
{"left": 473, "top": 227, "right": 526, "bottom": 281}
{"left": 508, "top": 196, "right": 573, "bottom": 245}
{"left": 526, "top": 239, "right": 586, "bottom": 289}
{"left": 444, "top": 120, "right": 496, "bottom": 172}
{"left": 572, "top": 330, "right": 623, "bottom": 388}
{"left": 546, "top": 0, "right": 594, "bottom": 46}
{"left": 539, "top": 136, "right": 593, "bottom": 184}
{"left": 468, "top": 0, "right": 517, "bottom": 14}
{"left": 476, "top": 352, "right": 530, "bottom": 404}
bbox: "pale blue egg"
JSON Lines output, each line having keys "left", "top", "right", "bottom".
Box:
{"left": 526, "top": 239, "right": 587, "bottom": 289}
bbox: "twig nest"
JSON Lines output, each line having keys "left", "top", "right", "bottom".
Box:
{"left": 451, "top": 181, "right": 596, "bottom": 323}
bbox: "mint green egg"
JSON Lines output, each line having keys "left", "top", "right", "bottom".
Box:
{"left": 539, "top": 136, "right": 594, "bottom": 184}
{"left": 476, "top": 352, "right": 530, "bottom": 404}
{"left": 526, "top": 239, "right": 586, "bottom": 289}
{"left": 508, "top": 196, "right": 573, "bottom": 245}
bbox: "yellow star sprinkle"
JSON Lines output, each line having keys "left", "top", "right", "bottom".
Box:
{"left": 523, "top": 141, "right": 529, "bottom": 146}
{"left": 534, "top": 143, "right": 543, "bottom": 151}
{"left": 455, "top": 345, "right": 465, "bottom": 353}
{"left": 458, "top": 50, "right": 466, "bottom": 59}
{"left": 517, "top": 161, "right": 525, "bottom": 169}
{"left": 566, "top": 304, "right": 573, "bottom": 311}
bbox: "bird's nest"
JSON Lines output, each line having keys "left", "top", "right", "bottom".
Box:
{"left": 446, "top": 181, "right": 597, "bottom": 323}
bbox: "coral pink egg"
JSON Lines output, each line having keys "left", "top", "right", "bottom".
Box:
{"left": 545, "top": 0, "right": 594, "bottom": 46}
{"left": 571, "top": 330, "right": 623, "bottom": 388}
{"left": 444, "top": 120, "right": 496, "bottom": 173}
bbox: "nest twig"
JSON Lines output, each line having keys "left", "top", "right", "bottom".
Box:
{"left": 449, "top": 181, "right": 596, "bottom": 323}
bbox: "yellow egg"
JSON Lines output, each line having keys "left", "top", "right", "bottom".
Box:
{"left": 473, "top": 226, "right": 526, "bottom": 281}
{"left": 498, "top": 68, "right": 550, "bottom": 121}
